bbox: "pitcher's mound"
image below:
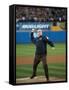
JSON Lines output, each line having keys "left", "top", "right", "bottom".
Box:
{"left": 16, "top": 76, "right": 65, "bottom": 84}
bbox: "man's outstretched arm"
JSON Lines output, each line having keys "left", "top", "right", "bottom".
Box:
{"left": 44, "top": 36, "right": 55, "bottom": 47}
{"left": 47, "top": 40, "right": 54, "bottom": 47}
{"left": 31, "top": 30, "right": 36, "bottom": 44}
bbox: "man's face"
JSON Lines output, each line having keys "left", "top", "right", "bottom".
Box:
{"left": 37, "top": 30, "right": 42, "bottom": 37}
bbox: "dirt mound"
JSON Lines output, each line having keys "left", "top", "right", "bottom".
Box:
{"left": 16, "top": 76, "right": 65, "bottom": 84}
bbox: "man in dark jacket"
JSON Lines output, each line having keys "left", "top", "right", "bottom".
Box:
{"left": 30, "top": 29, "right": 55, "bottom": 81}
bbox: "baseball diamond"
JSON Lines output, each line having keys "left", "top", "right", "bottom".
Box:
{"left": 16, "top": 43, "right": 66, "bottom": 83}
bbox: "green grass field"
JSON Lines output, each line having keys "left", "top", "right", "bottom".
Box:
{"left": 16, "top": 43, "right": 66, "bottom": 79}
{"left": 16, "top": 63, "right": 66, "bottom": 79}
{"left": 16, "top": 43, "right": 66, "bottom": 56}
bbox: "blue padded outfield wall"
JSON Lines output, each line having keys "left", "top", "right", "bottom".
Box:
{"left": 16, "top": 31, "right": 66, "bottom": 44}
{"left": 16, "top": 21, "right": 66, "bottom": 43}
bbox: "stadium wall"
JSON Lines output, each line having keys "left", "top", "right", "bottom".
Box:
{"left": 16, "top": 31, "right": 66, "bottom": 44}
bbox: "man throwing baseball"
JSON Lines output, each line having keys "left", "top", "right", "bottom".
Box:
{"left": 30, "top": 29, "right": 55, "bottom": 81}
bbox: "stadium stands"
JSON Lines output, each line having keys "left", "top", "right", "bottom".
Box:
{"left": 16, "top": 6, "right": 66, "bottom": 22}
{"left": 16, "top": 6, "right": 66, "bottom": 32}
{"left": 16, "top": 6, "right": 66, "bottom": 43}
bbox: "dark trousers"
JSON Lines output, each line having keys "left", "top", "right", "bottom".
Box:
{"left": 32, "top": 54, "right": 49, "bottom": 80}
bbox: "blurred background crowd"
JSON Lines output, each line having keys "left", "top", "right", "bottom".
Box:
{"left": 16, "top": 6, "right": 66, "bottom": 22}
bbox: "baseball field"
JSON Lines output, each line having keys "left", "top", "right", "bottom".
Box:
{"left": 16, "top": 43, "right": 66, "bottom": 83}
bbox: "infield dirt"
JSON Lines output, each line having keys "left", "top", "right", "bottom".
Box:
{"left": 16, "top": 55, "right": 65, "bottom": 65}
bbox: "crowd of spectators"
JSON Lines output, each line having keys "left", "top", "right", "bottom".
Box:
{"left": 16, "top": 6, "right": 66, "bottom": 22}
